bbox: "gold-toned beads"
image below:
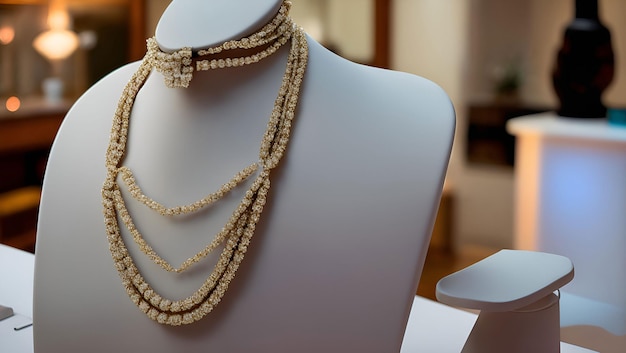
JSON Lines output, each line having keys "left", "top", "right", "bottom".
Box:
{"left": 102, "top": 1, "right": 308, "bottom": 326}
{"left": 119, "top": 162, "right": 258, "bottom": 217}
{"left": 148, "top": 38, "right": 193, "bottom": 88}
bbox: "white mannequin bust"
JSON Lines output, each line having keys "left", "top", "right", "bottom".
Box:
{"left": 33, "top": 1, "right": 455, "bottom": 352}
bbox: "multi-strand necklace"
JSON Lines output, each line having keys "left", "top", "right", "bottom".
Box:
{"left": 102, "top": 1, "right": 308, "bottom": 326}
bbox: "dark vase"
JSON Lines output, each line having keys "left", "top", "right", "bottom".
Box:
{"left": 552, "top": 0, "right": 615, "bottom": 118}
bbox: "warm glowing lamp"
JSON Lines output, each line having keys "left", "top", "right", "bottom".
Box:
{"left": 32, "top": 7, "right": 79, "bottom": 103}
{"left": 33, "top": 7, "right": 78, "bottom": 60}
{"left": 33, "top": 29, "right": 79, "bottom": 60}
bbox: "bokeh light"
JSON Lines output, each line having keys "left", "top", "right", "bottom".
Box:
{"left": 0, "top": 26, "right": 15, "bottom": 45}
{"left": 6, "top": 96, "right": 21, "bottom": 112}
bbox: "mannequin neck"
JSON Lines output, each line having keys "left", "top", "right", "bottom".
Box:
{"left": 155, "top": 0, "right": 283, "bottom": 52}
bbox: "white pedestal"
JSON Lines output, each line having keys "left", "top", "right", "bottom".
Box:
{"left": 507, "top": 113, "right": 626, "bottom": 335}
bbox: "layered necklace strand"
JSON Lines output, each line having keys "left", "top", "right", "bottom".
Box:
{"left": 102, "top": 2, "right": 308, "bottom": 326}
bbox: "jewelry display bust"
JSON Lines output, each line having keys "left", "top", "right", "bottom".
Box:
{"left": 33, "top": 0, "right": 455, "bottom": 352}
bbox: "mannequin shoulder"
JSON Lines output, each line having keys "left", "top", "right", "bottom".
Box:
{"left": 304, "top": 37, "right": 455, "bottom": 126}
{"left": 63, "top": 61, "right": 140, "bottom": 117}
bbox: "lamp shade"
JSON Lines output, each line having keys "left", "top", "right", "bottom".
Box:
{"left": 33, "top": 29, "right": 79, "bottom": 60}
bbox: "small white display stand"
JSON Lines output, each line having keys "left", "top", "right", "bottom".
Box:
{"left": 507, "top": 113, "right": 626, "bottom": 335}
{"left": 436, "top": 250, "right": 574, "bottom": 353}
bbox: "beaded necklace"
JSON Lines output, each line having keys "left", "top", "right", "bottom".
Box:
{"left": 101, "top": 2, "right": 308, "bottom": 326}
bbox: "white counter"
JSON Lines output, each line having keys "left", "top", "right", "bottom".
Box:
{"left": 508, "top": 112, "right": 626, "bottom": 337}
{"left": 0, "top": 244, "right": 594, "bottom": 352}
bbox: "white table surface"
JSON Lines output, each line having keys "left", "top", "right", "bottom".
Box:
{"left": 0, "top": 244, "right": 35, "bottom": 353}
{"left": 0, "top": 244, "right": 594, "bottom": 352}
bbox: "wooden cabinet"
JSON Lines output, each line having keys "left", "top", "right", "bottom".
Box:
{"left": 0, "top": 99, "right": 69, "bottom": 252}
{"left": 466, "top": 103, "right": 550, "bottom": 167}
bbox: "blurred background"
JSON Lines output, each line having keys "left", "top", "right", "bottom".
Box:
{"left": 1, "top": 1, "right": 625, "bottom": 351}
{"left": 3, "top": 0, "right": 626, "bottom": 254}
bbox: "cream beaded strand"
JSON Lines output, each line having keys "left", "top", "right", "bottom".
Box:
{"left": 102, "top": 1, "right": 308, "bottom": 326}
